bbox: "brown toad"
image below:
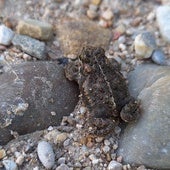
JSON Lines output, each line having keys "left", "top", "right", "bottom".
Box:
{"left": 65, "top": 46, "right": 139, "bottom": 135}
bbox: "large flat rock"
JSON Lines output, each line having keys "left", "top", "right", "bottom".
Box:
{"left": 118, "top": 64, "right": 170, "bottom": 169}
{"left": 0, "top": 61, "right": 79, "bottom": 145}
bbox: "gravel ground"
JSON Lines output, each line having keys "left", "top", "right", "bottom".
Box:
{"left": 0, "top": 0, "right": 168, "bottom": 169}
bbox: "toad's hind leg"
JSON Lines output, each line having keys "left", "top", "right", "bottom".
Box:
{"left": 120, "top": 98, "right": 140, "bottom": 122}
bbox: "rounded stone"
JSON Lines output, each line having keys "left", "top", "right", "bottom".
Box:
{"left": 134, "top": 32, "right": 157, "bottom": 59}
{"left": 118, "top": 64, "right": 170, "bottom": 169}
{"left": 0, "top": 25, "right": 14, "bottom": 46}
{"left": 151, "top": 49, "right": 166, "bottom": 65}
{"left": 107, "top": 160, "right": 122, "bottom": 170}
{"left": 37, "top": 141, "right": 55, "bottom": 169}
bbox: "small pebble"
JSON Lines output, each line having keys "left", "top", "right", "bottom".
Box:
{"left": 119, "top": 43, "right": 126, "bottom": 51}
{"left": 147, "top": 11, "right": 155, "bottom": 21}
{"left": 102, "top": 9, "right": 114, "bottom": 20}
{"left": 56, "top": 164, "right": 70, "bottom": 170}
{"left": 56, "top": 133, "right": 68, "bottom": 143}
{"left": 2, "top": 159, "right": 18, "bottom": 170}
{"left": 91, "top": 0, "right": 101, "bottom": 5}
{"left": 79, "top": 106, "right": 87, "bottom": 114}
{"left": 134, "top": 32, "right": 157, "bottom": 59}
{"left": 107, "top": 160, "right": 122, "bottom": 170}
{"left": 0, "top": 25, "right": 14, "bottom": 46}
{"left": 15, "top": 155, "right": 24, "bottom": 165}
{"left": 87, "top": 9, "right": 98, "bottom": 20}
{"left": 37, "top": 141, "right": 55, "bottom": 169}
{"left": 63, "top": 138, "right": 70, "bottom": 147}
{"left": 102, "top": 145, "right": 110, "bottom": 153}
{"left": 57, "top": 157, "right": 66, "bottom": 165}
{"left": 151, "top": 49, "right": 166, "bottom": 65}
{"left": 0, "top": 149, "right": 6, "bottom": 159}
{"left": 104, "top": 139, "right": 111, "bottom": 146}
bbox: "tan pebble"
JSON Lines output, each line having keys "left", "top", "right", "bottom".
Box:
{"left": 67, "top": 54, "right": 77, "bottom": 59}
{"left": 106, "top": 153, "right": 111, "bottom": 161}
{"left": 0, "top": 149, "right": 6, "bottom": 159}
{"left": 87, "top": 9, "right": 98, "bottom": 19}
{"left": 102, "top": 9, "right": 113, "bottom": 20}
{"left": 56, "top": 133, "right": 68, "bottom": 143}
{"left": 91, "top": 0, "right": 101, "bottom": 5}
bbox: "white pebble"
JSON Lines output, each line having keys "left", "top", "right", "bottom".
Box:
{"left": 2, "top": 159, "right": 18, "bottom": 170}
{"left": 107, "top": 160, "right": 122, "bottom": 170}
{"left": 102, "top": 9, "right": 113, "bottom": 20}
{"left": 37, "top": 141, "right": 55, "bottom": 169}
{"left": 104, "top": 139, "right": 111, "bottom": 146}
{"left": 102, "top": 145, "right": 110, "bottom": 153}
{"left": 79, "top": 106, "right": 87, "bottom": 114}
{"left": 0, "top": 25, "right": 14, "bottom": 45}
{"left": 119, "top": 43, "right": 126, "bottom": 51}
{"left": 15, "top": 155, "right": 24, "bottom": 165}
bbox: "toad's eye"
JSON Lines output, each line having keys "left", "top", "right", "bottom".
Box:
{"left": 80, "top": 54, "right": 90, "bottom": 63}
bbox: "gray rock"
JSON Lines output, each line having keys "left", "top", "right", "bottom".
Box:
{"left": 118, "top": 64, "right": 170, "bottom": 169}
{"left": 37, "top": 141, "right": 55, "bottom": 169}
{"left": 156, "top": 6, "right": 170, "bottom": 43}
{"left": 0, "top": 61, "right": 79, "bottom": 145}
{"left": 151, "top": 49, "right": 166, "bottom": 65}
{"left": 12, "top": 34, "right": 46, "bottom": 59}
{"left": 0, "top": 25, "right": 14, "bottom": 45}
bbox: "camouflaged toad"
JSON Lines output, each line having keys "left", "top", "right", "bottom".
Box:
{"left": 65, "top": 46, "right": 139, "bottom": 135}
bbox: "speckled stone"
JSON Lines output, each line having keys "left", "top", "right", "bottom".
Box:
{"left": 56, "top": 18, "right": 111, "bottom": 56}
{"left": 118, "top": 64, "right": 170, "bottom": 169}
{"left": 0, "top": 62, "right": 78, "bottom": 145}
{"left": 12, "top": 34, "right": 46, "bottom": 59}
{"left": 17, "top": 19, "right": 53, "bottom": 41}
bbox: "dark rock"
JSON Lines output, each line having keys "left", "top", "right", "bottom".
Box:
{"left": 0, "top": 61, "right": 79, "bottom": 145}
{"left": 118, "top": 64, "right": 170, "bottom": 169}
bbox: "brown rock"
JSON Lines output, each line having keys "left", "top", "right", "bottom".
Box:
{"left": 56, "top": 18, "right": 111, "bottom": 56}
{"left": 0, "top": 61, "right": 79, "bottom": 145}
